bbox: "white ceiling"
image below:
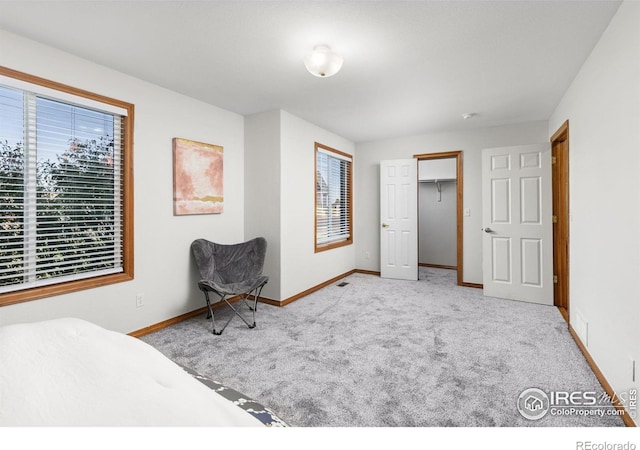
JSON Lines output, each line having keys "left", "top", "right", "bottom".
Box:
{"left": 0, "top": 0, "right": 622, "bottom": 143}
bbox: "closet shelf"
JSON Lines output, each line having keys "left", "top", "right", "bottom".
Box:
{"left": 419, "top": 178, "right": 456, "bottom": 183}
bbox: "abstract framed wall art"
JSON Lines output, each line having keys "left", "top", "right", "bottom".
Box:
{"left": 172, "top": 138, "right": 224, "bottom": 215}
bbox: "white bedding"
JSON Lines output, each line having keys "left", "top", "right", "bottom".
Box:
{"left": 0, "top": 317, "right": 263, "bottom": 427}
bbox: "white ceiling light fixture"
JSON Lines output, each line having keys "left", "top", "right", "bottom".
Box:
{"left": 304, "top": 45, "right": 343, "bottom": 78}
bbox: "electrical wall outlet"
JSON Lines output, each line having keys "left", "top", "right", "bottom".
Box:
{"left": 364, "top": 251, "right": 370, "bottom": 259}
{"left": 136, "top": 293, "right": 144, "bottom": 308}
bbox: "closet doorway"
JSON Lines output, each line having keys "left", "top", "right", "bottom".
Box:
{"left": 414, "top": 151, "right": 463, "bottom": 286}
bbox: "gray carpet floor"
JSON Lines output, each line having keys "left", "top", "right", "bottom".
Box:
{"left": 141, "top": 267, "right": 624, "bottom": 427}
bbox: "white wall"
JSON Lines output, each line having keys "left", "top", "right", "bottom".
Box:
{"left": 244, "top": 110, "right": 356, "bottom": 302}
{"left": 354, "top": 121, "right": 548, "bottom": 284}
{"left": 0, "top": 30, "right": 246, "bottom": 334}
{"left": 280, "top": 111, "right": 356, "bottom": 300}
{"left": 245, "top": 110, "right": 282, "bottom": 300}
{"left": 548, "top": 0, "right": 639, "bottom": 421}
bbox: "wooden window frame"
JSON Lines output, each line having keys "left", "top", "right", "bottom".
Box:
{"left": 314, "top": 142, "right": 353, "bottom": 253}
{"left": 0, "top": 66, "right": 134, "bottom": 307}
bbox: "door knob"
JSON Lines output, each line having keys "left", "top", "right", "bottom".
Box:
{"left": 484, "top": 227, "right": 494, "bottom": 233}
{"left": 382, "top": 223, "right": 390, "bottom": 228}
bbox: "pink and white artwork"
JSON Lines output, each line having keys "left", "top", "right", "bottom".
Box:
{"left": 172, "top": 138, "right": 223, "bottom": 215}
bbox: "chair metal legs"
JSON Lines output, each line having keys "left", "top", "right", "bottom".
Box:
{"left": 202, "top": 285, "right": 265, "bottom": 335}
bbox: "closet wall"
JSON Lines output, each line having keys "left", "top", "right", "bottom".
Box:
{"left": 418, "top": 158, "right": 457, "bottom": 268}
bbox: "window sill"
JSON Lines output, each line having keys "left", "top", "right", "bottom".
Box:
{"left": 315, "top": 238, "right": 353, "bottom": 253}
{"left": 0, "top": 272, "right": 134, "bottom": 308}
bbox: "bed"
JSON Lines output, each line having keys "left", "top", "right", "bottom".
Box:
{"left": 0, "top": 317, "right": 287, "bottom": 427}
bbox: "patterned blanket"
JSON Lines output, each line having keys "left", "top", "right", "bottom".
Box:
{"left": 181, "top": 365, "right": 288, "bottom": 427}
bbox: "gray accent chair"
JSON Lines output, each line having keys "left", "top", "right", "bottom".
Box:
{"left": 191, "top": 237, "right": 268, "bottom": 335}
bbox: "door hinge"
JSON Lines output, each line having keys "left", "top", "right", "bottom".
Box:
{"left": 552, "top": 215, "right": 558, "bottom": 223}
{"left": 553, "top": 275, "right": 558, "bottom": 284}
{"left": 552, "top": 156, "right": 557, "bottom": 164}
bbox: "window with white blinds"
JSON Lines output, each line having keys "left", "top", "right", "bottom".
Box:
{"left": 315, "top": 142, "right": 353, "bottom": 251}
{"left": 0, "top": 68, "right": 133, "bottom": 303}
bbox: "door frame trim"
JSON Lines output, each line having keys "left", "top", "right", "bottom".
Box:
{"left": 551, "top": 120, "right": 570, "bottom": 322}
{"left": 414, "top": 151, "right": 464, "bottom": 286}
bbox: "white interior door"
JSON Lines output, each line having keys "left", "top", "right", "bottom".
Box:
{"left": 380, "top": 159, "right": 418, "bottom": 280}
{"left": 481, "top": 144, "right": 553, "bottom": 305}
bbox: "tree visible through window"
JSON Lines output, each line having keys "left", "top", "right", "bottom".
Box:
{"left": 315, "top": 142, "right": 352, "bottom": 252}
{"left": 0, "top": 68, "right": 133, "bottom": 305}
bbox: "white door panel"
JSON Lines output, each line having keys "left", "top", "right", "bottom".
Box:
{"left": 482, "top": 144, "right": 552, "bottom": 305}
{"left": 380, "top": 159, "right": 418, "bottom": 281}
